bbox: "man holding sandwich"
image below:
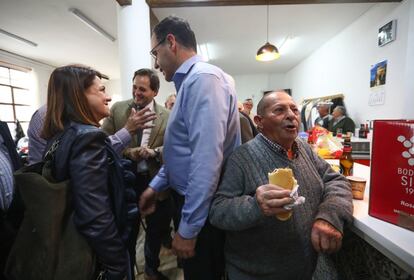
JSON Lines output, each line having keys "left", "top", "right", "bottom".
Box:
{"left": 209, "top": 91, "right": 353, "bottom": 279}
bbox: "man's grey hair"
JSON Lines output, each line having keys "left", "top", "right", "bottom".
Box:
{"left": 334, "top": 106, "right": 346, "bottom": 116}
{"left": 165, "top": 93, "right": 176, "bottom": 102}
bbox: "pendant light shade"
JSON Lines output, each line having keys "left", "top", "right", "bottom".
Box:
{"left": 256, "top": 42, "right": 280, "bottom": 62}
{"left": 256, "top": 4, "right": 280, "bottom": 62}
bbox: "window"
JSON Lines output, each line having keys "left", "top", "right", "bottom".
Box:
{"left": 0, "top": 65, "right": 32, "bottom": 137}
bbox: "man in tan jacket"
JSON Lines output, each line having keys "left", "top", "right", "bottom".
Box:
{"left": 102, "top": 68, "right": 170, "bottom": 280}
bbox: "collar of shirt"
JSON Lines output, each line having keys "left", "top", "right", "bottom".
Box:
{"left": 259, "top": 133, "right": 299, "bottom": 159}
{"left": 172, "top": 55, "right": 203, "bottom": 92}
{"left": 144, "top": 99, "right": 155, "bottom": 111}
{"left": 133, "top": 99, "right": 155, "bottom": 111}
{"left": 140, "top": 100, "right": 155, "bottom": 147}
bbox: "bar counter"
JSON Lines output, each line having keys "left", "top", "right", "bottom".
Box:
{"left": 350, "top": 163, "right": 414, "bottom": 276}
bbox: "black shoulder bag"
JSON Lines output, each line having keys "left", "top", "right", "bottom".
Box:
{"left": 5, "top": 139, "right": 96, "bottom": 280}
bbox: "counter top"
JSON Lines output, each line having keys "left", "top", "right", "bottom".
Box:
{"left": 337, "top": 136, "right": 371, "bottom": 143}
{"left": 351, "top": 163, "right": 414, "bottom": 276}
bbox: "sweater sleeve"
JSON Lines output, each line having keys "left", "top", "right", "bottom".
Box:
{"left": 302, "top": 142, "right": 353, "bottom": 233}
{"left": 209, "top": 152, "right": 263, "bottom": 231}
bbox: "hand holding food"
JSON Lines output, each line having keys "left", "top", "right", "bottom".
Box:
{"left": 268, "top": 168, "right": 297, "bottom": 221}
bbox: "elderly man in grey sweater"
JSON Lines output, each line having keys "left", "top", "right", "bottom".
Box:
{"left": 210, "top": 91, "right": 353, "bottom": 280}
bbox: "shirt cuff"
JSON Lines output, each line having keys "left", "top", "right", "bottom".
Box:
{"left": 115, "top": 128, "right": 132, "bottom": 146}
{"left": 178, "top": 220, "right": 202, "bottom": 239}
{"left": 149, "top": 174, "right": 168, "bottom": 192}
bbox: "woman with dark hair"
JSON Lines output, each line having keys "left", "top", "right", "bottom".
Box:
{"left": 42, "top": 64, "right": 132, "bottom": 280}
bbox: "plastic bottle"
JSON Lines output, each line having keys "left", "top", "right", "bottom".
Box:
{"left": 340, "top": 141, "right": 354, "bottom": 176}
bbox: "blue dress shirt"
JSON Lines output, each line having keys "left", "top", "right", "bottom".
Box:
{"left": 150, "top": 55, "right": 241, "bottom": 239}
{"left": 0, "top": 134, "right": 14, "bottom": 211}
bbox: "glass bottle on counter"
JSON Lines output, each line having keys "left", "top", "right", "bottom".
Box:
{"left": 340, "top": 137, "right": 354, "bottom": 176}
{"left": 358, "top": 124, "right": 367, "bottom": 138}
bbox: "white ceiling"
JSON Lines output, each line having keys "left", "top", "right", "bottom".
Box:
{"left": 0, "top": 0, "right": 375, "bottom": 78}
{"left": 0, "top": 0, "right": 119, "bottom": 77}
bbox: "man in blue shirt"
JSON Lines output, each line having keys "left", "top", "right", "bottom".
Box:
{"left": 139, "top": 16, "right": 240, "bottom": 280}
{"left": 0, "top": 121, "right": 23, "bottom": 280}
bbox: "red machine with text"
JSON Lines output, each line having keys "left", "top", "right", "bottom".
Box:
{"left": 369, "top": 120, "right": 414, "bottom": 231}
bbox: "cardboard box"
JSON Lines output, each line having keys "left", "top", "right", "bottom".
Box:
{"left": 369, "top": 120, "right": 414, "bottom": 231}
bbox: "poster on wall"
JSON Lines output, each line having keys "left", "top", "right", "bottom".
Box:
{"left": 370, "top": 60, "right": 387, "bottom": 88}
{"left": 369, "top": 60, "right": 387, "bottom": 106}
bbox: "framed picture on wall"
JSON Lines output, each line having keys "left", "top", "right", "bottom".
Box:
{"left": 378, "top": 20, "right": 397, "bottom": 47}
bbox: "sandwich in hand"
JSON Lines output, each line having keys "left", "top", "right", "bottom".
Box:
{"left": 268, "top": 168, "right": 297, "bottom": 221}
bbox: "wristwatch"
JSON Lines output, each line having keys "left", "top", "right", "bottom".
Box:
{"left": 154, "top": 147, "right": 161, "bottom": 160}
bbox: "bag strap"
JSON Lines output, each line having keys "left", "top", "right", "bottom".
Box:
{"left": 43, "top": 127, "right": 68, "bottom": 162}
{"left": 44, "top": 138, "right": 60, "bottom": 162}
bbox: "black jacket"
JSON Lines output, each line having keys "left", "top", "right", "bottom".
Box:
{"left": 328, "top": 117, "right": 356, "bottom": 135}
{"left": 50, "top": 122, "right": 130, "bottom": 279}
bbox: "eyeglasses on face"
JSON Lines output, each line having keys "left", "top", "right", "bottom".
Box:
{"left": 150, "top": 37, "right": 166, "bottom": 60}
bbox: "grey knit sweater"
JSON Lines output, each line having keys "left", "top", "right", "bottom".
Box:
{"left": 209, "top": 134, "right": 353, "bottom": 280}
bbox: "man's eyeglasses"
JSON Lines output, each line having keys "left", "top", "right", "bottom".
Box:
{"left": 150, "top": 37, "right": 166, "bottom": 60}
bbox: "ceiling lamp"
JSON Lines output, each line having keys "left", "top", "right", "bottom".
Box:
{"left": 0, "top": 28, "right": 38, "bottom": 47}
{"left": 69, "top": 8, "right": 116, "bottom": 42}
{"left": 256, "top": 4, "right": 280, "bottom": 62}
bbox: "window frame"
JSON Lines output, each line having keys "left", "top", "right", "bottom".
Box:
{"left": 0, "top": 65, "right": 31, "bottom": 126}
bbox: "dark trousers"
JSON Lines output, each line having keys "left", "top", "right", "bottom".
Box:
{"left": 128, "top": 171, "right": 174, "bottom": 278}
{"left": 127, "top": 215, "right": 140, "bottom": 279}
{"left": 171, "top": 190, "right": 225, "bottom": 280}
{"left": 0, "top": 215, "right": 14, "bottom": 280}
{"left": 144, "top": 197, "right": 173, "bottom": 275}
{"left": 0, "top": 193, "right": 24, "bottom": 280}
{"left": 127, "top": 171, "right": 150, "bottom": 279}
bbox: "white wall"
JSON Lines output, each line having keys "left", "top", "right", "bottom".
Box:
{"left": 232, "top": 73, "right": 287, "bottom": 114}
{"left": 155, "top": 77, "right": 176, "bottom": 107}
{"left": 285, "top": 1, "right": 413, "bottom": 126}
{"left": 402, "top": 0, "right": 414, "bottom": 118}
{"left": 233, "top": 74, "right": 268, "bottom": 113}
{"left": 104, "top": 78, "right": 123, "bottom": 104}
{"left": 268, "top": 73, "right": 289, "bottom": 92}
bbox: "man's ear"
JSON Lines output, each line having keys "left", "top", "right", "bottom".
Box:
{"left": 166, "top": 34, "right": 176, "bottom": 50}
{"left": 254, "top": 115, "right": 263, "bottom": 131}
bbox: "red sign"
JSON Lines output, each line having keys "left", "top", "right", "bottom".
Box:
{"left": 369, "top": 120, "right": 414, "bottom": 231}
